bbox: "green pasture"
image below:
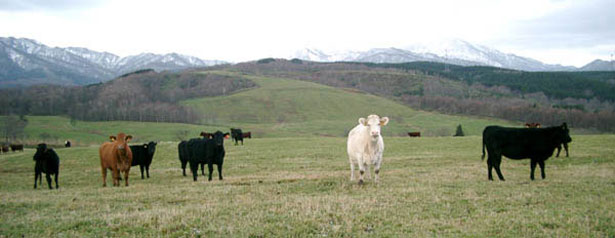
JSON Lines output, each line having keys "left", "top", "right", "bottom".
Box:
{"left": 1, "top": 135, "right": 614, "bottom": 237}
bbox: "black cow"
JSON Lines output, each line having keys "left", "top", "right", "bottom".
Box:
{"left": 65, "top": 140, "right": 71, "bottom": 148}
{"left": 33, "top": 143, "right": 60, "bottom": 189}
{"left": 130, "top": 141, "right": 157, "bottom": 179}
{"left": 178, "top": 140, "right": 205, "bottom": 177}
{"left": 482, "top": 123, "right": 572, "bottom": 181}
{"left": 187, "top": 131, "right": 229, "bottom": 181}
{"left": 10, "top": 144, "right": 24, "bottom": 152}
{"left": 0, "top": 144, "right": 7, "bottom": 153}
{"left": 230, "top": 128, "right": 243, "bottom": 145}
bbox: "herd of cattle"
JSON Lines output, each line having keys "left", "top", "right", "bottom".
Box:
{"left": 16, "top": 116, "right": 574, "bottom": 189}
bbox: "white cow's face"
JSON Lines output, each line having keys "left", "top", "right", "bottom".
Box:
{"left": 359, "top": 115, "right": 389, "bottom": 138}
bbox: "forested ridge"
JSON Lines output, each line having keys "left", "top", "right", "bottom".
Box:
{"left": 357, "top": 62, "right": 615, "bottom": 101}
{"left": 0, "top": 69, "right": 256, "bottom": 123}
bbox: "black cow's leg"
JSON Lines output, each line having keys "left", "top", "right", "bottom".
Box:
{"left": 530, "top": 159, "right": 537, "bottom": 180}
{"left": 34, "top": 171, "right": 39, "bottom": 189}
{"left": 487, "top": 162, "right": 493, "bottom": 181}
{"left": 146, "top": 165, "right": 150, "bottom": 178}
{"left": 55, "top": 171, "right": 59, "bottom": 189}
{"left": 208, "top": 163, "right": 214, "bottom": 181}
{"left": 181, "top": 161, "right": 187, "bottom": 176}
{"left": 189, "top": 161, "right": 198, "bottom": 181}
{"left": 46, "top": 173, "right": 52, "bottom": 189}
{"left": 494, "top": 163, "right": 505, "bottom": 181}
{"left": 201, "top": 163, "right": 205, "bottom": 176}
{"left": 140, "top": 165, "right": 145, "bottom": 179}
{"left": 217, "top": 164, "right": 223, "bottom": 180}
{"left": 490, "top": 154, "right": 505, "bottom": 181}
{"left": 564, "top": 143, "right": 569, "bottom": 157}
{"left": 538, "top": 160, "right": 546, "bottom": 179}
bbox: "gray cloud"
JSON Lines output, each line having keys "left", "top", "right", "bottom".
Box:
{"left": 0, "top": 0, "right": 104, "bottom": 11}
{"left": 505, "top": 0, "right": 615, "bottom": 49}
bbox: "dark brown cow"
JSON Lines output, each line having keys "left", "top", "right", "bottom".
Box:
{"left": 408, "top": 132, "right": 421, "bottom": 137}
{"left": 99, "top": 133, "right": 133, "bottom": 187}
{"left": 524, "top": 123, "right": 541, "bottom": 128}
{"left": 200, "top": 132, "right": 214, "bottom": 139}
{"left": 242, "top": 132, "right": 252, "bottom": 139}
{"left": 1, "top": 145, "right": 9, "bottom": 153}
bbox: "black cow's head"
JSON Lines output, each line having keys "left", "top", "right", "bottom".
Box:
{"left": 557, "top": 123, "right": 572, "bottom": 144}
{"left": 145, "top": 141, "right": 157, "bottom": 156}
{"left": 33, "top": 143, "right": 48, "bottom": 161}
{"left": 212, "top": 131, "right": 230, "bottom": 146}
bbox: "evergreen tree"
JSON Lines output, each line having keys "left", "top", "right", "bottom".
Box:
{"left": 454, "top": 124, "right": 464, "bottom": 137}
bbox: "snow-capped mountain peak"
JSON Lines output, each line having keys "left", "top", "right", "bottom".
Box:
{"left": 0, "top": 37, "right": 226, "bottom": 87}
{"left": 291, "top": 39, "right": 578, "bottom": 71}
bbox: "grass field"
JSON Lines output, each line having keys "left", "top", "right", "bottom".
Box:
{"left": 1, "top": 135, "right": 614, "bottom": 237}
{"left": 12, "top": 116, "right": 230, "bottom": 146}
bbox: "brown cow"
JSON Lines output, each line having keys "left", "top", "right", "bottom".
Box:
{"left": 99, "top": 133, "right": 133, "bottom": 187}
{"left": 408, "top": 132, "right": 421, "bottom": 137}
{"left": 525, "top": 123, "right": 541, "bottom": 128}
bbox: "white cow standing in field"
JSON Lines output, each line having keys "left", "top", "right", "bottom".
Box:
{"left": 347, "top": 114, "right": 389, "bottom": 185}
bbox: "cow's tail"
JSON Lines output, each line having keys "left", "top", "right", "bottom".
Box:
{"left": 481, "top": 136, "right": 486, "bottom": 160}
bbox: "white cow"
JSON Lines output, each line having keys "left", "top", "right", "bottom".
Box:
{"left": 347, "top": 114, "right": 389, "bottom": 185}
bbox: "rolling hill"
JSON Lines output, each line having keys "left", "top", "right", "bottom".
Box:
{"left": 182, "top": 71, "right": 515, "bottom": 138}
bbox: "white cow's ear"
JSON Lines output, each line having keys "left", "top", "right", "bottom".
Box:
{"left": 380, "top": 117, "right": 389, "bottom": 126}
{"left": 358, "top": 118, "right": 367, "bottom": 126}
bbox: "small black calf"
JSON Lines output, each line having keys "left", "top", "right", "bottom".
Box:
{"left": 130, "top": 141, "right": 157, "bottom": 179}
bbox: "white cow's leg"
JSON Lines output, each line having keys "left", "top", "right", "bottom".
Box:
{"left": 357, "top": 153, "right": 366, "bottom": 185}
{"left": 364, "top": 161, "right": 371, "bottom": 179}
{"left": 374, "top": 161, "right": 382, "bottom": 183}
{"left": 349, "top": 161, "right": 355, "bottom": 181}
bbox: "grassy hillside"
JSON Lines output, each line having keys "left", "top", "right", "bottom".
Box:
{"left": 2, "top": 116, "right": 228, "bottom": 146}
{"left": 1, "top": 135, "right": 613, "bottom": 236}
{"left": 182, "top": 72, "right": 516, "bottom": 137}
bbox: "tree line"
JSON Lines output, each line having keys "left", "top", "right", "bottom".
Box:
{"left": 0, "top": 70, "right": 256, "bottom": 124}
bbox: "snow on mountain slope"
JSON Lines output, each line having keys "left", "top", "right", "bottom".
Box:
{"left": 292, "top": 39, "right": 577, "bottom": 71}
{"left": 0, "top": 37, "right": 226, "bottom": 87}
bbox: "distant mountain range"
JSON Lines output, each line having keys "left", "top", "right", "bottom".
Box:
{"left": 1, "top": 37, "right": 613, "bottom": 88}
{"left": 0, "top": 37, "right": 225, "bottom": 87}
{"left": 292, "top": 39, "right": 614, "bottom": 72}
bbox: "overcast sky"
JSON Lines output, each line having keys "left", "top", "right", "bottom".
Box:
{"left": 1, "top": 0, "right": 613, "bottom": 67}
